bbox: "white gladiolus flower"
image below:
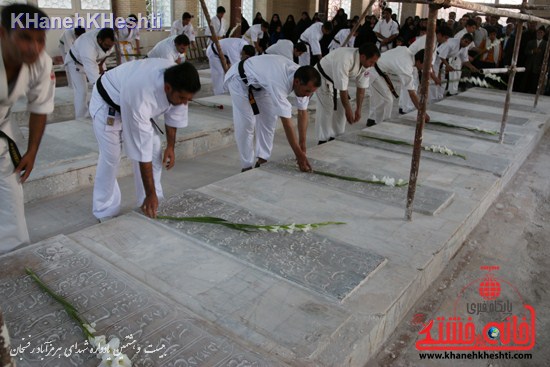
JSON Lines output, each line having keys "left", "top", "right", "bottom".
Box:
{"left": 89, "top": 334, "right": 106, "bottom": 349}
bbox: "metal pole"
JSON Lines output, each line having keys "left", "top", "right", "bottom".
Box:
{"left": 534, "top": 38, "right": 550, "bottom": 109}
{"left": 342, "top": 0, "right": 378, "bottom": 47}
{"left": 199, "top": 0, "right": 230, "bottom": 73}
{"left": 499, "top": 11, "right": 525, "bottom": 143}
{"left": 405, "top": 4, "right": 439, "bottom": 221}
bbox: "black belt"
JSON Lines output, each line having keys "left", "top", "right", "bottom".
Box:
{"left": 300, "top": 39, "right": 312, "bottom": 58}
{"left": 238, "top": 59, "right": 261, "bottom": 115}
{"left": 316, "top": 62, "right": 338, "bottom": 111}
{"left": 211, "top": 43, "right": 230, "bottom": 65}
{"left": 0, "top": 130, "right": 22, "bottom": 168}
{"left": 374, "top": 63, "right": 399, "bottom": 98}
{"left": 69, "top": 50, "right": 82, "bottom": 66}
{"left": 96, "top": 76, "right": 120, "bottom": 112}
{"left": 333, "top": 39, "right": 341, "bottom": 45}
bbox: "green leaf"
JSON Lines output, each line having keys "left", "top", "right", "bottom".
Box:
{"left": 428, "top": 121, "right": 498, "bottom": 136}
{"left": 359, "top": 134, "right": 413, "bottom": 146}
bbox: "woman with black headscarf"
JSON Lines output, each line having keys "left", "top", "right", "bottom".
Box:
{"left": 269, "top": 13, "right": 283, "bottom": 34}
{"left": 295, "top": 11, "right": 312, "bottom": 40}
{"left": 253, "top": 12, "right": 265, "bottom": 25}
{"left": 282, "top": 14, "right": 297, "bottom": 42}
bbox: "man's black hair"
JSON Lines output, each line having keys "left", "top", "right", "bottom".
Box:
{"left": 383, "top": 8, "right": 393, "bottom": 14}
{"left": 466, "top": 19, "right": 477, "bottom": 28}
{"left": 242, "top": 45, "right": 255, "bottom": 57}
{"left": 461, "top": 33, "right": 474, "bottom": 42}
{"left": 358, "top": 42, "right": 381, "bottom": 58}
{"left": 97, "top": 28, "right": 115, "bottom": 41}
{"left": 174, "top": 34, "right": 190, "bottom": 45}
{"left": 322, "top": 21, "right": 333, "bottom": 32}
{"left": 295, "top": 42, "right": 307, "bottom": 53}
{"left": 217, "top": 6, "right": 226, "bottom": 14}
{"left": 75, "top": 26, "right": 86, "bottom": 37}
{"left": 164, "top": 62, "right": 201, "bottom": 93}
{"left": 415, "top": 49, "right": 425, "bottom": 63}
{"left": 294, "top": 66, "right": 321, "bottom": 88}
{"left": 261, "top": 21, "right": 269, "bottom": 29}
{"left": 436, "top": 26, "right": 453, "bottom": 38}
{"left": 1, "top": 3, "right": 49, "bottom": 32}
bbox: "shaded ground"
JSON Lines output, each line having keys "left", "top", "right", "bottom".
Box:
{"left": 369, "top": 129, "right": 550, "bottom": 366}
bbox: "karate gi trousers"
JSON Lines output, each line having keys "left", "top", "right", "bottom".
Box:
{"left": 368, "top": 71, "right": 394, "bottom": 124}
{"left": 447, "top": 57, "right": 462, "bottom": 96}
{"left": 0, "top": 137, "right": 29, "bottom": 254}
{"left": 399, "top": 68, "right": 418, "bottom": 114}
{"left": 90, "top": 87, "right": 164, "bottom": 219}
{"left": 226, "top": 76, "right": 278, "bottom": 169}
{"left": 315, "top": 80, "right": 347, "bottom": 141}
{"left": 206, "top": 49, "right": 227, "bottom": 95}
{"left": 65, "top": 60, "right": 89, "bottom": 118}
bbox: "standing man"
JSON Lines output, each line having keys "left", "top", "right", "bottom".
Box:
{"left": 436, "top": 33, "right": 479, "bottom": 96}
{"left": 206, "top": 37, "right": 253, "bottom": 95}
{"left": 170, "top": 12, "right": 196, "bottom": 49}
{"left": 265, "top": 40, "right": 307, "bottom": 62}
{"left": 1, "top": 4, "right": 55, "bottom": 253}
{"left": 205, "top": 6, "right": 228, "bottom": 44}
{"left": 298, "top": 21, "right": 333, "bottom": 66}
{"left": 315, "top": 43, "right": 380, "bottom": 143}
{"left": 58, "top": 26, "right": 85, "bottom": 88}
{"left": 367, "top": 47, "right": 432, "bottom": 127}
{"left": 65, "top": 28, "right": 115, "bottom": 118}
{"left": 90, "top": 60, "right": 201, "bottom": 221}
{"left": 373, "top": 8, "right": 399, "bottom": 53}
{"left": 118, "top": 14, "right": 141, "bottom": 63}
{"left": 523, "top": 26, "right": 547, "bottom": 93}
{"left": 224, "top": 55, "right": 321, "bottom": 171}
{"left": 448, "top": 19, "right": 476, "bottom": 96}
{"left": 242, "top": 21, "right": 269, "bottom": 54}
{"left": 147, "top": 34, "right": 190, "bottom": 63}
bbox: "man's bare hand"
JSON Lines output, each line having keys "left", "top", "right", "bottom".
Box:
{"left": 163, "top": 147, "right": 175, "bottom": 169}
{"left": 141, "top": 194, "right": 158, "bottom": 218}
{"left": 296, "top": 152, "right": 312, "bottom": 172}
{"left": 354, "top": 109, "right": 362, "bottom": 123}
{"left": 14, "top": 152, "right": 37, "bottom": 184}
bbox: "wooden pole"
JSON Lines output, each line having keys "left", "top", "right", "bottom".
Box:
{"left": 230, "top": 0, "right": 242, "bottom": 37}
{"left": 199, "top": 0, "right": 229, "bottom": 73}
{"left": 534, "top": 37, "right": 550, "bottom": 109}
{"left": 499, "top": 1, "right": 526, "bottom": 144}
{"left": 111, "top": 2, "right": 122, "bottom": 65}
{"left": 341, "top": 0, "right": 378, "bottom": 47}
{"left": 405, "top": 4, "right": 439, "bottom": 221}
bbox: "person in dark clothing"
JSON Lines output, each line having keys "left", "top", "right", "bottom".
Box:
{"left": 253, "top": 12, "right": 265, "bottom": 25}
{"left": 269, "top": 13, "right": 283, "bottom": 34}
{"left": 270, "top": 25, "right": 284, "bottom": 45}
{"left": 225, "top": 13, "right": 249, "bottom": 38}
{"left": 295, "top": 11, "right": 312, "bottom": 41}
{"left": 354, "top": 16, "right": 378, "bottom": 47}
{"left": 522, "top": 26, "right": 547, "bottom": 93}
{"left": 282, "top": 14, "right": 297, "bottom": 42}
{"left": 332, "top": 8, "right": 348, "bottom": 34}
{"left": 399, "top": 16, "right": 416, "bottom": 46}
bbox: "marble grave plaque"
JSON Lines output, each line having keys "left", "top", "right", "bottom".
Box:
{"left": 0, "top": 235, "right": 273, "bottom": 366}
{"left": 261, "top": 158, "right": 454, "bottom": 216}
{"left": 428, "top": 104, "right": 529, "bottom": 125}
{"left": 449, "top": 95, "right": 540, "bottom": 114}
{"left": 337, "top": 132, "right": 510, "bottom": 177}
{"left": 157, "top": 191, "right": 386, "bottom": 301}
{"left": 387, "top": 118, "right": 520, "bottom": 145}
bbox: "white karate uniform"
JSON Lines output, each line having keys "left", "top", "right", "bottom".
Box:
{"left": 170, "top": 20, "right": 196, "bottom": 42}
{"left": 373, "top": 19, "right": 399, "bottom": 52}
{"left": 0, "top": 47, "right": 55, "bottom": 253}
{"left": 328, "top": 29, "right": 355, "bottom": 52}
{"left": 118, "top": 23, "right": 140, "bottom": 63}
{"left": 242, "top": 24, "right": 264, "bottom": 45}
{"left": 89, "top": 59, "right": 188, "bottom": 219}
{"left": 205, "top": 16, "right": 228, "bottom": 44}
{"left": 448, "top": 29, "right": 474, "bottom": 95}
{"left": 369, "top": 46, "right": 415, "bottom": 123}
{"left": 441, "top": 38, "right": 469, "bottom": 96}
{"left": 206, "top": 38, "right": 249, "bottom": 95}
{"left": 265, "top": 39, "right": 294, "bottom": 61}
{"left": 224, "top": 55, "right": 309, "bottom": 168}
{"left": 65, "top": 29, "right": 114, "bottom": 118}
{"left": 298, "top": 22, "right": 324, "bottom": 66}
{"left": 147, "top": 36, "right": 185, "bottom": 63}
{"left": 59, "top": 29, "right": 78, "bottom": 88}
{"left": 315, "top": 48, "right": 370, "bottom": 141}
{"left": 399, "top": 35, "right": 432, "bottom": 113}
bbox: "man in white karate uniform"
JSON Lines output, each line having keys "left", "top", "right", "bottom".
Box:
{"left": 118, "top": 14, "right": 141, "bottom": 63}
{"left": 264, "top": 40, "right": 306, "bottom": 62}
{"left": 298, "top": 21, "right": 333, "bottom": 66}
{"left": 206, "top": 38, "right": 254, "bottom": 95}
{"left": 147, "top": 34, "right": 190, "bottom": 63}
{"left": 448, "top": 19, "right": 476, "bottom": 96}
{"left": 367, "top": 47, "right": 432, "bottom": 127}
{"left": 328, "top": 27, "right": 357, "bottom": 52}
{"left": 58, "top": 26, "right": 85, "bottom": 88}
{"left": 224, "top": 55, "right": 321, "bottom": 171}
{"left": 242, "top": 21, "right": 269, "bottom": 54}
{"left": 65, "top": 28, "right": 115, "bottom": 118}
{"left": 170, "top": 12, "right": 196, "bottom": 49}
{"left": 429, "top": 26, "right": 453, "bottom": 103}
{"left": 205, "top": 6, "right": 228, "bottom": 44}
{"left": 315, "top": 43, "right": 380, "bottom": 143}
{"left": 90, "top": 60, "right": 201, "bottom": 221}
{"left": 437, "top": 33, "right": 479, "bottom": 97}
{"left": 0, "top": 4, "right": 55, "bottom": 253}
{"left": 373, "top": 8, "right": 399, "bottom": 53}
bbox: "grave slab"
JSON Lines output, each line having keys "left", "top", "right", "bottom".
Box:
{"left": 155, "top": 190, "right": 386, "bottom": 301}
{"left": 262, "top": 157, "right": 454, "bottom": 215}
{"left": 428, "top": 104, "right": 529, "bottom": 125}
{"left": 449, "top": 95, "right": 542, "bottom": 113}
{"left": 0, "top": 235, "right": 278, "bottom": 367}
{"left": 337, "top": 130, "right": 510, "bottom": 176}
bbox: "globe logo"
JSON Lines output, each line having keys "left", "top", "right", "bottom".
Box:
{"left": 487, "top": 326, "right": 500, "bottom": 340}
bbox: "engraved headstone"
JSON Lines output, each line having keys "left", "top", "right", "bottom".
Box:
{"left": 157, "top": 191, "right": 386, "bottom": 301}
